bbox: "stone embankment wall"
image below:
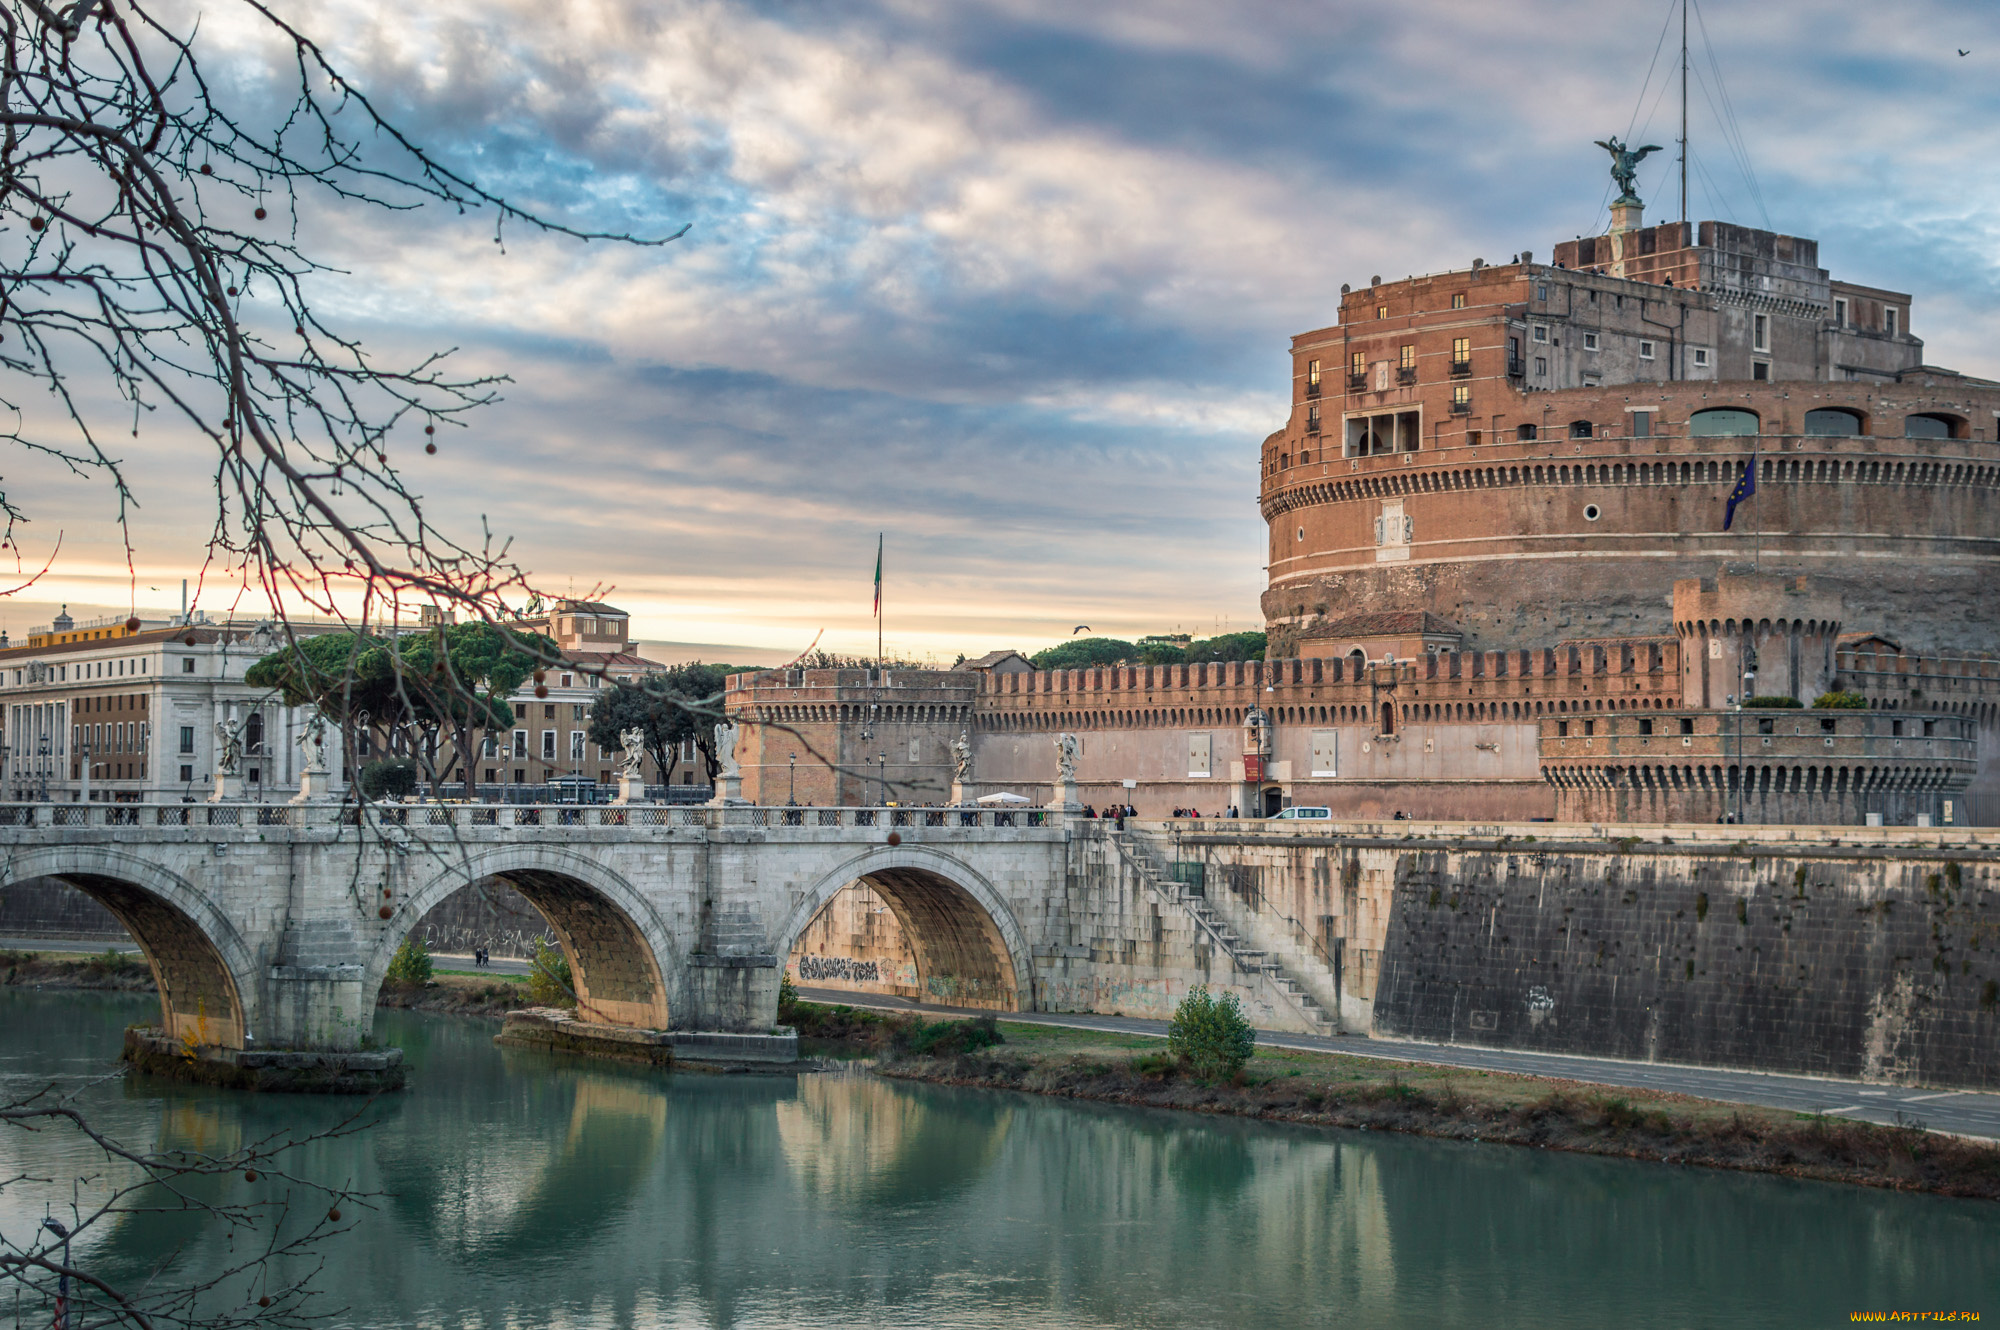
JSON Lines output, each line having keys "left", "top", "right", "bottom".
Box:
{"left": 0, "top": 878, "right": 127, "bottom": 940}
{"left": 1174, "top": 821, "right": 2000, "bottom": 1089}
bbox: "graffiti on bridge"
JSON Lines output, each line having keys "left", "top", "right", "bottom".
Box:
{"left": 797, "top": 955, "right": 881, "bottom": 983}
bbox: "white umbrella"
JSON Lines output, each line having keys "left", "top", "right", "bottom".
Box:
{"left": 975, "top": 791, "right": 1032, "bottom": 805}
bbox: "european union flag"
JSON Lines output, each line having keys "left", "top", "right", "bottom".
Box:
{"left": 1723, "top": 456, "right": 1757, "bottom": 530}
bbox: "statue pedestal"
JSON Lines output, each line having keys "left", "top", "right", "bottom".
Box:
{"left": 1045, "top": 780, "right": 1081, "bottom": 812}
{"left": 950, "top": 780, "right": 967, "bottom": 806}
{"left": 613, "top": 773, "right": 646, "bottom": 806}
{"left": 290, "top": 770, "right": 335, "bottom": 804}
{"left": 209, "top": 774, "right": 244, "bottom": 804}
{"left": 708, "top": 775, "right": 747, "bottom": 807}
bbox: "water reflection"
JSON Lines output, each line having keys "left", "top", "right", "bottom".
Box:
{"left": 0, "top": 990, "right": 1990, "bottom": 1329}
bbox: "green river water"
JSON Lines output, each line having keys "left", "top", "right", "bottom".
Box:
{"left": 0, "top": 990, "right": 1991, "bottom": 1328}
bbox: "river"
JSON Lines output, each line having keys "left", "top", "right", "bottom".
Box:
{"left": 0, "top": 991, "right": 1990, "bottom": 1328}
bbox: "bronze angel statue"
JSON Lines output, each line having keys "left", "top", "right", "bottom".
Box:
{"left": 1594, "top": 136, "right": 1662, "bottom": 203}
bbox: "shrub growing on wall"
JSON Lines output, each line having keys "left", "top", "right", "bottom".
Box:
{"left": 1167, "top": 985, "right": 1256, "bottom": 1081}
{"left": 385, "top": 936, "right": 433, "bottom": 987}
{"left": 527, "top": 937, "right": 575, "bottom": 1008}
{"left": 1814, "top": 691, "right": 1870, "bottom": 709}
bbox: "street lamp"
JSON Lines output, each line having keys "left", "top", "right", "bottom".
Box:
{"left": 788, "top": 752, "right": 797, "bottom": 805}
{"left": 36, "top": 735, "right": 50, "bottom": 802}
{"left": 877, "top": 752, "right": 887, "bottom": 807}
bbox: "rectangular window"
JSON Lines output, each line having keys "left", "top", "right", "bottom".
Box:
{"left": 1631, "top": 410, "right": 1652, "bottom": 438}
{"left": 1680, "top": 718, "right": 1695, "bottom": 735}
{"left": 1693, "top": 348, "right": 1710, "bottom": 368}
{"left": 560, "top": 674, "right": 573, "bottom": 688}
{"left": 1753, "top": 314, "right": 1769, "bottom": 351}
{"left": 182, "top": 657, "right": 195, "bottom": 673}
{"left": 1349, "top": 350, "right": 1365, "bottom": 376}
{"left": 1375, "top": 305, "right": 1388, "bottom": 320}
{"left": 179, "top": 764, "right": 193, "bottom": 782}
{"left": 1532, "top": 325, "right": 1548, "bottom": 344}
{"left": 1834, "top": 298, "right": 1847, "bottom": 326}
{"left": 178, "top": 725, "right": 194, "bottom": 754}
{"left": 513, "top": 703, "right": 527, "bottom": 720}
{"left": 1753, "top": 361, "right": 1770, "bottom": 381}
{"left": 570, "top": 730, "right": 585, "bottom": 761}
{"left": 1534, "top": 356, "right": 1547, "bottom": 376}
{"left": 486, "top": 768, "right": 497, "bottom": 783}
{"left": 543, "top": 704, "right": 555, "bottom": 720}
{"left": 1638, "top": 717, "right": 1654, "bottom": 736}
{"left": 1310, "top": 729, "right": 1337, "bottom": 777}
{"left": 1399, "top": 344, "right": 1416, "bottom": 369}
{"left": 482, "top": 734, "right": 497, "bottom": 758}
{"left": 1638, "top": 340, "right": 1655, "bottom": 360}
{"left": 572, "top": 704, "right": 586, "bottom": 721}
{"left": 1885, "top": 308, "right": 1899, "bottom": 336}
{"left": 541, "top": 730, "right": 556, "bottom": 760}
{"left": 1582, "top": 331, "right": 1599, "bottom": 351}
{"left": 1307, "top": 358, "right": 1321, "bottom": 387}
{"left": 512, "top": 728, "right": 527, "bottom": 757}
{"left": 1451, "top": 385, "right": 1471, "bottom": 408}
{"left": 1450, "top": 292, "right": 1466, "bottom": 310}
{"left": 1556, "top": 720, "right": 1569, "bottom": 737}
{"left": 1535, "top": 283, "right": 1549, "bottom": 301}
{"left": 1187, "top": 732, "right": 1212, "bottom": 778}
{"left": 1450, "top": 337, "right": 1469, "bottom": 364}
{"left": 1583, "top": 719, "right": 1595, "bottom": 736}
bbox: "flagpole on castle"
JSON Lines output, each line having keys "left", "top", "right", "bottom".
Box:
{"left": 874, "top": 532, "right": 884, "bottom": 668}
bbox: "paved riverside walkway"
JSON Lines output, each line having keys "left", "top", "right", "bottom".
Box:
{"left": 795, "top": 986, "right": 2000, "bottom": 1142}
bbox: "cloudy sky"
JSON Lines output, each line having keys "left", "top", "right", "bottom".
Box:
{"left": 9, "top": 0, "right": 2000, "bottom": 663}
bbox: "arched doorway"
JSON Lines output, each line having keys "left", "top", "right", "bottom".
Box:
{"left": 389, "top": 849, "right": 672, "bottom": 1031}
{"left": 1260, "top": 786, "right": 1284, "bottom": 817}
{"left": 780, "top": 848, "right": 1030, "bottom": 1012}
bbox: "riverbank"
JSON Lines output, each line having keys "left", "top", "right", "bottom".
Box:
{"left": 1, "top": 947, "right": 154, "bottom": 991}
{"left": 841, "top": 1008, "right": 2000, "bottom": 1200}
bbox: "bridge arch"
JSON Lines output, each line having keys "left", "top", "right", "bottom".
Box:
{"left": 776, "top": 845, "right": 1033, "bottom": 1011}
{"left": 4, "top": 847, "right": 255, "bottom": 1048}
{"left": 385, "top": 846, "right": 675, "bottom": 1030}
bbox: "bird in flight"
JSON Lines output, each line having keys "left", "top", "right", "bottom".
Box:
{"left": 1960, "top": 48, "right": 1971, "bottom": 56}
{"left": 1072, "top": 625, "right": 1091, "bottom": 635}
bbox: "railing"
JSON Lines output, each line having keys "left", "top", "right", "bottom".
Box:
{"left": 0, "top": 802, "right": 1057, "bottom": 832}
{"left": 1449, "top": 359, "right": 1472, "bottom": 378}
{"left": 1450, "top": 398, "right": 1471, "bottom": 414}
{"left": 1346, "top": 372, "right": 1367, "bottom": 392}
{"left": 1396, "top": 366, "right": 1417, "bottom": 385}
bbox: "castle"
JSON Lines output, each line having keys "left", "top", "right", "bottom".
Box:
{"left": 727, "top": 182, "right": 2000, "bottom": 828}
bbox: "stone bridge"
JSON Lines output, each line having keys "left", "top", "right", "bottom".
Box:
{"left": 0, "top": 802, "right": 1100, "bottom": 1057}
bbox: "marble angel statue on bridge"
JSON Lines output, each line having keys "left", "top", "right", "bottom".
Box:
{"left": 617, "top": 727, "right": 647, "bottom": 780}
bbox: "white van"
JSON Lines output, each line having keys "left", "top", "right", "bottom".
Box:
{"left": 1269, "top": 806, "right": 1331, "bottom": 820}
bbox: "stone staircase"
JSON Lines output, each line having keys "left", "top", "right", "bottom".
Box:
{"left": 1108, "top": 831, "right": 1337, "bottom": 1036}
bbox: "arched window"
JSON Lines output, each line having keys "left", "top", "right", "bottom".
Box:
{"left": 1690, "top": 408, "right": 1759, "bottom": 436}
{"left": 1905, "top": 413, "right": 1957, "bottom": 439}
{"left": 1804, "top": 408, "right": 1864, "bottom": 437}
{"left": 1568, "top": 419, "right": 1594, "bottom": 439}
{"left": 1379, "top": 700, "right": 1395, "bottom": 735}
{"left": 1516, "top": 423, "right": 1538, "bottom": 441}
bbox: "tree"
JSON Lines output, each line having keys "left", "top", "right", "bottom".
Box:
{"left": 0, "top": 0, "right": 674, "bottom": 659}
{"left": 1167, "top": 985, "right": 1256, "bottom": 1082}
{"left": 366, "top": 623, "right": 553, "bottom": 798}
{"left": 1, "top": 1089, "right": 368, "bottom": 1327}
{"left": 587, "top": 662, "right": 734, "bottom": 786}
{"left": 1029, "top": 637, "right": 1137, "bottom": 670}
{"left": 247, "top": 623, "right": 554, "bottom": 798}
